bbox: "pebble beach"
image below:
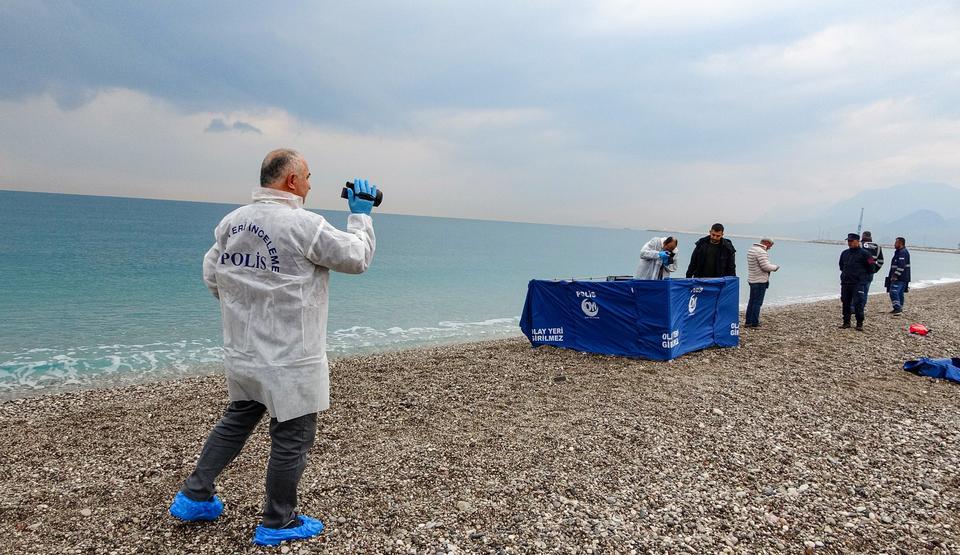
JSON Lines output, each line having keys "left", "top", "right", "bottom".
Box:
{"left": 2, "top": 283, "right": 959, "bottom": 554}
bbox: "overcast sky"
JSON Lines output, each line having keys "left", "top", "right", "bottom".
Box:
{"left": 2, "top": 1, "right": 959, "bottom": 229}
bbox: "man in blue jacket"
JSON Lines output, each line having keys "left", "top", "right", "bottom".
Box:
{"left": 839, "top": 232, "right": 875, "bottom": 331}
{"left": 886, "top": 236, "right": 911, "bottom": 314}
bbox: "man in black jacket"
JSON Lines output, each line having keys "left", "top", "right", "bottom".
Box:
{"left": 839, "top": 232, "right": 875, "bottom": 331}
{"left": 859, "top": 230, "right": 884, "bottom": 295}
{"left": 686, "top": 223, "right": 737, "bottom": 278}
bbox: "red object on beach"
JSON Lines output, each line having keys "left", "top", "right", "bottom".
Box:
{"left": 909, "top": 323, "right": 930, "bottom": 336}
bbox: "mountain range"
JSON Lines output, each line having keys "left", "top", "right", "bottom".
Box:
{"left": 731, "top": 183, "right": 960, "bottom": 248}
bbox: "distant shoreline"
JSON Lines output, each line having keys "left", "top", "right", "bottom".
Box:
{"left": 808, "top": 239, "right": 960, "bottom": 254}
{"left": 646, "top": 228, "right": 960, "bottom": 254}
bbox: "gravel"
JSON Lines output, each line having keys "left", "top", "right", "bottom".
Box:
{"left": 1, "top": 284, "right": 959, "bottom": 553}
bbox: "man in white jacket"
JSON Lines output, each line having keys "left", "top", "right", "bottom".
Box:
{"left": 635, "top": 236, "right": 679, "bottom": 280}
{"left": 169, "top": 149, "right": 377, "bottom": 546}
{"left": 745, "top": 238, "right": 779, "bottom": 328}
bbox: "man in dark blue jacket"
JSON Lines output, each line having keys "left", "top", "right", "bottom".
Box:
{"left": 886, "top": 236, "right": 911, "bottom": 314}
{"left": 839, "top": 232, "right": 875, "bottom": 331}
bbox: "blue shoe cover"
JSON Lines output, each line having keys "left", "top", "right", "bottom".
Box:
{"left": 169, "top": 491, "right": 224, "bottom": 522}
{"left": 252, "top": 515, "right": 324, "bottom": 546}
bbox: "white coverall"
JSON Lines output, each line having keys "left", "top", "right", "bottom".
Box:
{"left": 203, "top": 187, "right": 375, "bottom": 422}
{"left": 634, "top": 236, "right": 678, "bottom": 280}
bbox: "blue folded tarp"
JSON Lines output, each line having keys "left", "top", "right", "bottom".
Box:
{"left": 903, "top": 358, "right": 960, "bottom": 383}
{"left": 520, "top": 277, "right": 739, "bottom": 361}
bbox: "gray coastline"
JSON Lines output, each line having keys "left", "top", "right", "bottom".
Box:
{"left": 2, "top": 284, "right": 959, "bottom": 553}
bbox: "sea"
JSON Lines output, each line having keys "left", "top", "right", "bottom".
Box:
{"left": 2, "top": 190, "right": 958, "bottom": 399}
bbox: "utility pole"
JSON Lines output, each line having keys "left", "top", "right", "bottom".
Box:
{"left": 856, "top": 208, "right": 864, "bottom": 235}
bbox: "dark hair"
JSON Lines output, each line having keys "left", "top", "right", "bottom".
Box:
{"left": 896, "top": 236, "right": 906, "bottom": 245}
{"left": 260, "top": 149, "right": 301, "bottom": 187}
{"left": 710, "top": 223, "right": 724, "bottom": 232}
{"left": 664, "top": 236, "right": 674, "bottom": 244}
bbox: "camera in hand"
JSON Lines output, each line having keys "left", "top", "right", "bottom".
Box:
{"left": 666, "top": 251, "right": 676, "bottom": 265}
{"left": 341, "top": 181, "right": 383, "bottom": 207}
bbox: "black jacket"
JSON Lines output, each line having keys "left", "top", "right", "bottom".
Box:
{"left": 685, "top": 237, "right": 736, "bottom": 278}
{"left": 861, "top": 241, "right": 884, "bottom": 282}
{"left": 839, "top": 247, "right": 873, "bottom": 284}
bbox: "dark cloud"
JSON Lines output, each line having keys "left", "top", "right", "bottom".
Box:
{"left": 230, "top": 121, "right": 261, "bottom": 134}
{"left": 0, "top": 0, "right": 952, "bottom": 161}
{"left": 204, "top": 118, "right": 229, "bottom": 133}
{"left": 204, "top": 118, "right": 261, "bottom": 134}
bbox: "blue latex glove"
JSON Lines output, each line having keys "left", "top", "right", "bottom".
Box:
{"left": 347, "top": 177, "right": 378, "bottom": 215}
{"left": 658, "top": 250, "right": 670, "bottom": 265}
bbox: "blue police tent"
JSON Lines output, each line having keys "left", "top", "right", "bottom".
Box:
{"left": 520, "top": 277, "right": 740, "bottom": 361}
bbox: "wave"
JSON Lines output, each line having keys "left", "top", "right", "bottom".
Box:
{"left": 908, "top": 276, "right": 960, "bottom": 289}
{"left": 0, "top": 317, "right": 522, "bottom": 399}
{"left": 0, "top": 339, "right": 226, "bottom": 397}
{"left": 327, "top": 317, "right": 520, "bottom": 354}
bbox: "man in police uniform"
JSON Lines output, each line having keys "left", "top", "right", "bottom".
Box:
{"left": 169, "top": 149, "right": 378, "bottom": 546}
{"left": 839, "top": 232, "right": 874, "bottom": 331}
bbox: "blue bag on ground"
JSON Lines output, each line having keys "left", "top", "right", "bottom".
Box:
{"left": 903, "top": 358, "right": 960, "bottom": 383}
{"left": 520, "top": 277, "right": 739, "bottom": 361}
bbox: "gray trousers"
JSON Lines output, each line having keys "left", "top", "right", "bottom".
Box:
{"left": 181, "top": 400, "right": 317, "bottom": 528}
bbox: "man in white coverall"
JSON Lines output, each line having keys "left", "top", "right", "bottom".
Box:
{"left": 635, "top": 236, "right": 679, "bottom": 280}
{"left": 168, "top": 149, "right": 377, "bottom": 547}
